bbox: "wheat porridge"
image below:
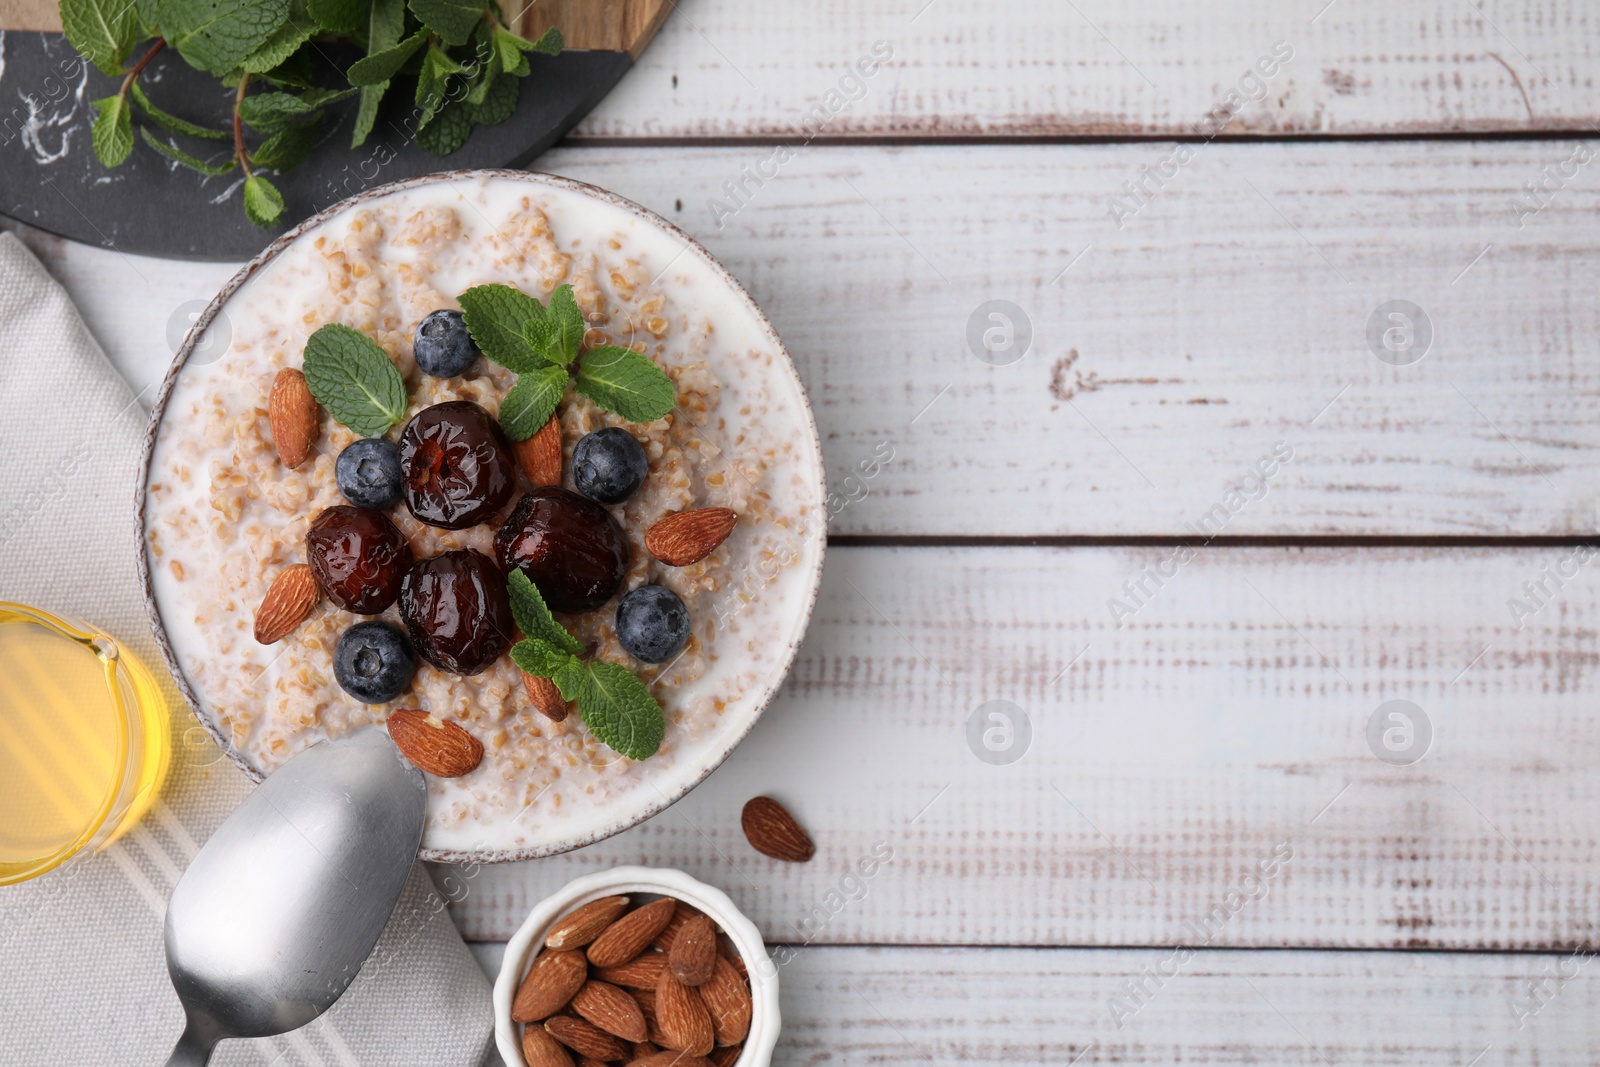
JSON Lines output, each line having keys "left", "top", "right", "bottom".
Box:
{"left": 143, "top": 174, "right": 825, "bottom": 856}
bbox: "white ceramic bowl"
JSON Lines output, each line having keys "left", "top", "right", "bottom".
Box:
{"left": 137, "top": 170, "right": 827, "bottom": 863}
{"left": 494, "top": 866, "right": 779, "bottom": 1066}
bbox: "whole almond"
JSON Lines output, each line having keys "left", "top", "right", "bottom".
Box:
{"left": 645, "top": 508, "right": 737, "bottom": 567}
{"left": 386, "top": 710, "right": 483, "bottom": 777}
{"left": 521, "top": 1024, "right": 575, "bottom": 1067}
{"left": 631, "top": 1054, "right": 714, "bottom": 1067}
{"left": 598, "top": 950, "right": 668, "bottom": 989}
{"left": 253, "top": 564, "right": 320, "bottom": 644}
{"left": 268, "top": 368, "right": 320, "bottom": 469}
{"left": 572, "top": 980, "right": 648, "bottom": 1043}
{"left": 668, "top": 914, "right": 718, "bottom": 987}
{"left": 515, "top": 414, "right": 564, "bottom": 486}
{"left": 524, "top": 672, "right": 570, "bottom": 723}
{"left": 633, "top": 989, "right": 670, "bottom": 1046}
{"left": 708, "top": 1046, "right": 742, "bottom": 1067}
{"left": 740, "top": 796, "right": 815, "bottom": 862}
{"left": 588, "top": 898, "right": 678, "bottom": 969}
{"left": 546, "top": 895, "right": 631, "bottom": 950}
{"left": 699, "top": 956, "right": 751, "bottom": 1046}
{"left": 652, "top": 903, "right": 696, "bottom": 951}
{"left": 544, "top": 1015, "right": 630, "bottom": 1062}
{"left": 512, "top": 949, "right": 589, "bottom": 1022}
{"left": 654, "top": 971, "right": 715, "bottom": 1056}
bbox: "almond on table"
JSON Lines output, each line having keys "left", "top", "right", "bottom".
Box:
{"left": 740, "top": 795, "right": 816, "bottom": 862}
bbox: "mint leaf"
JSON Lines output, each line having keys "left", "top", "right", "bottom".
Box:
{"left": 543, "top": 284, "right": 584, "bottom": 365}
{"left": 131, "top": 81, "right": 231, "bottom": 139}
{"left": 458, "top": 283, "right": 547, "bottom": 373}
{"left": 575, "top": 661, "right": 665, "bottom": 761}
{"left": 492, "top": 26, "right": 529, "bottom": 77}
{"left": 301, "top": 323, "right": 408, "bottom": 434}
{"left": 61, "top": 0, "right": 141, "bottom": 75}
{"left": 306, "top": 0, "right": 364, "bottom": 34}
{"left": 140, "top": 127, "right": 237, "bottom": 175}
{"left": 90, "top": 94, "right": 133, "bottom": 167}
{"left": 575, "top": 347, "right": 676, "bottom": 424}
{"left": 251, "top": 115, "right": 323, "bottom": 170}
{"left": 510, "top": 638, "right": 578, "bottom": 680}
{"left": 240, "top": 18, "right": 316, "bottom": 73}
{"left": 350, "top": 0, "right": 404, "bottom": 146}
{"left": 407, "top": 0, "right": 479, "bottom": 46}
{"left": 352, "top": 82, "right": 388, "bottom": 146}
{"left": 500, "top": 365, "right": 567, "bottom": 440}
{"left": 163, "top": 0, "right": 290, "bottom": 75}
{"left": 242, "top": 174, "right": 284, "bottom": 228}
{"left": 346, "top": 29, "right": 426, "bottom": 85}
{"left": 415, "top": 97, "right": 473, "bottom": 155}
{"left": 466, "top": 71, "right": 519, "bottom": 126}
{"left": 414, "top": 44, "right": 462, "bottom": 127}
{"left": 528, "top": 27, "right": 563, "bottom": 55}
{"left": 238, "top": 87, "right": 354, "bottom": 133}
{"left": 506, "top": 570, "right": 583, "bottom": 654}
{"left": 551, "top": 657, "right": 590, "bottom": 702}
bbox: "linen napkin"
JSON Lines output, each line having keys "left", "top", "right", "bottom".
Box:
{"left": 0, "top": 231, "right": 496, "bottom": 1066}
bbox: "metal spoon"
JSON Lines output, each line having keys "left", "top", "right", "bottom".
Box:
{"left": 162, "top": 727, "right": 427, "bottom": 1066}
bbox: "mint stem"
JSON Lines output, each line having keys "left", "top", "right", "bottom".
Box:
{"left": 233, "top": 73, "right": 252, "bottom": 177}
{"left": 117, "top": 38, "right": 166, "bottom": 109}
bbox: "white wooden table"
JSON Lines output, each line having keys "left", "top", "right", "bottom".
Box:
{"left": 9, "top": 1, "right": 1600, "bottom": 1061}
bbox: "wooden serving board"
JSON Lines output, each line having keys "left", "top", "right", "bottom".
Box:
{"left": 0, "top": 1, "right": 670, "bottom": 259}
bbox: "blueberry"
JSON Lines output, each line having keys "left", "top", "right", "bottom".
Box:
{"left": 335, "top": 438, "right": 403, "bottom": 509}
{"left": 615, "top": 585, "right": 690, "bottom": 663}
{"left": 572, "top": 427, "right": 649, "bottom": 505}
{"left": 412, "top": 309, "right": 480, "bottom": 378}
{"left": 333, "top": 621, "right": 417, "bottom": 704}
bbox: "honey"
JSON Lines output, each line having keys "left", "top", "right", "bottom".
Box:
{"left": 0, "top": 603, "right": 169, "bottom": 885}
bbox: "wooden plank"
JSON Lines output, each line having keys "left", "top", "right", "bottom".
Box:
{"left": 469, "top": 943, "right": 1600, "bottom": 1067}
{"left": 543, "top": 141, "right": 1600, "bottom": 537}
{"left": 572, "top": 0, "right": 1600, "bottom": 139}
{"left": 440, "top": 546, "right": 1600, "bottom": 949}
{"left": 15, "top": 137, "right": 1600, "bottom": 536}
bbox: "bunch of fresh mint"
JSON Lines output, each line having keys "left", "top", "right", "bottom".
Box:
{"left": 458, "top": 282, "right": 678, "bottom": 439}
{"left": 61, "top": 0, "right": 561, "bottom": 228}
{"left": 507, "top": 569, "right": 665, "bottom": 760}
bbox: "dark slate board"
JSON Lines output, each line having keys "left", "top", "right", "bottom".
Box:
{"left": 0, "top": 31, "right": 630, "bottom": 260}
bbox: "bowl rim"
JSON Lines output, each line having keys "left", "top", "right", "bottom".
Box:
{"left": 134, "top": 168, "right": 828, "bottom": 864}
{"left": 492, "top": 865, "right": 781, "bottom": 1067}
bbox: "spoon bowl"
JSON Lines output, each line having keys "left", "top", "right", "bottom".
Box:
{"left": 162, "top": 728, "right": 426, "bottom": 1065}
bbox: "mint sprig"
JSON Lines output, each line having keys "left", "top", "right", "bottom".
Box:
{"left": 62, "top": 0, "right": 565, "bottom": 228}
{"left": 301, "top": 323, "right": 408, "bottom": 436}
{"left": 506, "top": 570, "right": 665, "bottom": 762}
{"left": 458, "top": 282, "right": 677, "bottom": 439}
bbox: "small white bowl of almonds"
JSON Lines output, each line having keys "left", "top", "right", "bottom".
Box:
{"left": 494, "top": 867, "right": 779, "bottom": 1067}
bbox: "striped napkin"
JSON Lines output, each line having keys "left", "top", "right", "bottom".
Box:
{"left": 0, "top": 231, "right": 495, "bottom": 1066}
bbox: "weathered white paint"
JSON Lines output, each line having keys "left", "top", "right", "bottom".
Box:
{"left": 13, "top": 139, "right": 1600, "bottom": 536}
{"left": 439, "top": 546, "right": 1600, "bottom": 948}
{"left": 574, "top": 0, "right": 1600, "bottom": 138}
{"left": 469, "top": 942, "right": 1600, "bottom": 1066}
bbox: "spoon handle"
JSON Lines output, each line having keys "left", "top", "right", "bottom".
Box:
{"left": 164, "top": 1023, "right": 218, "bottom": 1067}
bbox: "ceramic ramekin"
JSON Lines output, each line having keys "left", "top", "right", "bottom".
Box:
{"left": 494, "top": 866, "right": 779, "bottom": 1066}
